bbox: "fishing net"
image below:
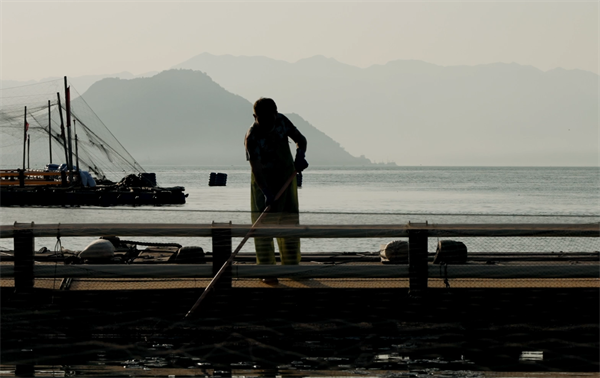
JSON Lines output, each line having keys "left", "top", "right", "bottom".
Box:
{"left": 0, "top": 78, "right": 144, "bottom": 181}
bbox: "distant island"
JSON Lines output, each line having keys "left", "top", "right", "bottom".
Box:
{"left": 7, "top": 53, "right": 597, "bottom": 167}
{"left": 174, "top": 53, "right": 598, "bottom": 166}
{"left": 78, "top": 69, "right": 375, "bottom": 166}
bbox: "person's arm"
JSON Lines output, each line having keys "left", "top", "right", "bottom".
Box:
{"left": 291, "top": 131, "right": 307, "bottom": 153}
{"left": 282, "top": 115, "right": 307, "bottom": 153}
{"left": 281, "top": 115, "right": 308, "bottom": 171}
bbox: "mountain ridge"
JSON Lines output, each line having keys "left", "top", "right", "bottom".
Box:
{"left": 78, "top": 69, "right": 373, "bottom": 166}
{"left": 4, "top": 54, "right": 597, "bottom": 166}
{"left": 173, "top": 53, "right": 598, "bottom": 166}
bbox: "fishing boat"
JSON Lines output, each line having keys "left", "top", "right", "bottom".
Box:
{"left": 0, "top": 77, "right": 187, "bottom": 206}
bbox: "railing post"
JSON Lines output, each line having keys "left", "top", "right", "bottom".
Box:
{"left": 408, "top": 222, "right": 428, "bottom": 296}
{"left": 14, "top": 226, "right": 35, "bottom": 293}
{"left": 18, "top": 169, "right": 25, "bottom": 187}
{"left": 212, "top": 222, "right": 232, "bottom": 291}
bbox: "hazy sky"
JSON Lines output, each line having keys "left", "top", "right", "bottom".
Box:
{"left": 1, "top": 1, "right": 598, "bottom": 82}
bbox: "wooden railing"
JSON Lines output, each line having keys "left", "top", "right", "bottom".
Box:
{"left": 1, "top": 222, "right": 598, "bottom": 293}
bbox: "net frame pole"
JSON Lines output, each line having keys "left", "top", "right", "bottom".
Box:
{"left": 56, "top": 93, "right": 69, "bottom": 170}
{"left": 74, "top": 119, "right": 80, "bottom": 180}
{"left": 22, "top": 106, "right": 27, "bottom": 171}
{"left": 48, "top": 100, "right": 53, "bottom": 164}
{"left": 27, "top": 134, "right": 30, "bottom": 170}
{"left": 64, "top": 77, "right": 74, "bottom": 183}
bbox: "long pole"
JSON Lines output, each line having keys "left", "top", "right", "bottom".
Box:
{"left": 56, "top": 93, "right": 69, "bottom": 173}
{"left": 64, "top": 77, "right": 74, "bottom": 182}
{"left": 74, "top": 119, "right": 80, "bottom": 177}
{"left": 22, "top": 106, "right": 27, "bottom": 171}
{"left": 27, "top": 134, "right": 30, "bottom": 169}
{"left": 184, "top": 171, "right": 297, "bottom": 318}
{"left": 48, "top": 100, "right": 52, "bottom": 163}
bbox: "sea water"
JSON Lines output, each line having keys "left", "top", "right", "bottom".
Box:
{"left": 1, "top": 165, "right": 599, "bottom": 376}
{"left": 0, "top": 166, "right": 598, "bottom": 253}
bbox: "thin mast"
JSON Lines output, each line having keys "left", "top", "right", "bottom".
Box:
{"left": 64, "top": 76, "right": 74, "bottom": 182}
{"left": 48, "top": 100, "right": 52, "bottom": 163}
{"left": 27, "top": 134, "right": 30, "bottom": 169}
{"left": 56, "top": 92, "right": 69, "bottom": 172}
{"left": 74, "top": 119, "right": 80, "bottom": 175}
{"left": 22, "top": 106, "right": 27, "bottom": 171}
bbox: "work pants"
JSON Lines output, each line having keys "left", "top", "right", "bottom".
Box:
{"left": 250, "top": 173, "right": 301, "bottom": 265}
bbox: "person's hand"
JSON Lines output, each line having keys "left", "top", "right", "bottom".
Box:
{"left": 294, "top": 149, "right": 309, "bottom": 172}
{"left": 262, "top": 187, "right": 275, "bottom": 206}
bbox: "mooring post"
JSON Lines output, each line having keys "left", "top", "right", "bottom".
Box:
{"left": 14, "top": 225, "right": 35, "bottom": 294}
{"left": 212, "top": 222, "right": 232, "bottom": 291}
{"left": 408, "top": 222, "right": 428, "bottom": 296}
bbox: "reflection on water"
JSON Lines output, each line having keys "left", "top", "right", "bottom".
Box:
{"left": 6, "top": 348, "right": 547, "bottom": 378}
{"left": 2, "top": 326, "right": 592, "bottom": 377}
{"left": 0, "top": 356, "right": 574, "bottom": 378}
{"left": 519, "top": 350, "right": 543, "bottom": 361}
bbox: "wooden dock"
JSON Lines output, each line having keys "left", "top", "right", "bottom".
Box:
{"left": 1, "top": 221, "right": 598, "bottom": 292}
{"left": 0, "top": 170, "right": 187, "bottom": 207}
{"left": 1, "top": 222, "right": 598, "bottom": 372}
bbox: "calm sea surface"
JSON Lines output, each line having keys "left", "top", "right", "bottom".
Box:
{"left": 1, "top": 165, "right": 598, "bottom": 253}
{"left": 1, "top": 165, "right": 599, "bottom": 376}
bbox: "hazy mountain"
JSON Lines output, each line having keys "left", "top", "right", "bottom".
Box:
{"left": 79, "top": 69, "right": 373, "bottom": 166}
{"left": 1, "top": 71, "right": 158, "bottom": 95}
{"left": 174, "top": 53, "right": 598, "bottom": 166}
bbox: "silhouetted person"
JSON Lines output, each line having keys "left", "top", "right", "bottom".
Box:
{"left": 244, "top": 98, "right": 309, "bottom": 284}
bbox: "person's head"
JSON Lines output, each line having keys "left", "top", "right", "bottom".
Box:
{"left": 253, "top": 98, "right": 277, "bottom": 127}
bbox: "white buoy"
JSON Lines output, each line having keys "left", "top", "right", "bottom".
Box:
{"left": 78, "top": 239, "right": 115, "bottom": 260}
{"left": 380, "top": 240, "right": 409, "bottom": 263}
